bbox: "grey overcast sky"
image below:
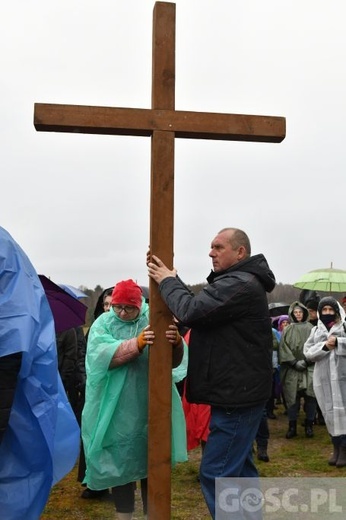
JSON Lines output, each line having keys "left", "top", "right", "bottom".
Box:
{"left": 2, "top": 1, "right": 345, "bottom": 290}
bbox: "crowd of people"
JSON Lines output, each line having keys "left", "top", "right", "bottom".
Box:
{"left": 2, "top": 225, "right": 346, "bottom": 520}
{"left": 264, "top": 292, "right": 346, "bottom": 471}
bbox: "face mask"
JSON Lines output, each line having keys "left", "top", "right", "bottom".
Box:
{"left": 320, "top": 314, "right": 336, "bottom": 328}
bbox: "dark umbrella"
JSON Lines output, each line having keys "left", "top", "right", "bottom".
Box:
{"left": 38, "top": 275, "right": 88, "bottom": 333}
{"left": 299, "top": 289, "right": 320, "bottom": 307}
{"left": 58, "top": 283, "right": 87, "bottom": 300}
{"left": 268, "top": 302, "right": 290, "bottom": 317}
{"left": 140, "top": 286, "right": 149, "bottom": 302}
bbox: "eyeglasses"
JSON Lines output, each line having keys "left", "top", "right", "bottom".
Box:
{"left": 112, "top": 305, "right": 138, "bottom": 314}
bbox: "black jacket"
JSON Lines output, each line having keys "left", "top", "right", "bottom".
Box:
{"left": 56, "top": 328, "right": 78, "bottom": 392}
{"left": 158, "top": 254, "right": 275, "bottom": 407}
{"left": 0, "top": 352, "right": 22, "bottom": 443}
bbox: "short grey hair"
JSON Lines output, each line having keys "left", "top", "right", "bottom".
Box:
{"left": 218, "top": 227, "right": 251, "bottom": 255}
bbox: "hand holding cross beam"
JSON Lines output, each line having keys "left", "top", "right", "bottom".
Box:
{"left": 147, "top": 254, "right": 177, "bottom": 284}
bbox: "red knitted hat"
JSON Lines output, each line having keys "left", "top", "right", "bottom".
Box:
{"left": 111, "top": 279, "right": 143, "bottom": 309}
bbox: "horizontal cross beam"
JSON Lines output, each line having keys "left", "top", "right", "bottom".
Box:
{"left": 34, "top": 103, "right": 285, "bottom": 143}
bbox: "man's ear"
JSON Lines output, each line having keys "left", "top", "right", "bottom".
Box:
{"left": 238, "top": 246, "right": 247, "bottom": 260}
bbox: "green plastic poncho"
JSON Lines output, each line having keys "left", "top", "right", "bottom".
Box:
{"left": 279, "top": 302, "right": 314, "bottom": 409}
{"left": 82, "top": 300, "right": 187, "bottom": 489}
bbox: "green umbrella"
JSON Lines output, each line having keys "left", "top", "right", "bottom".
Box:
{"left": 293, "top": 266, "right": 346, "bottom": 293}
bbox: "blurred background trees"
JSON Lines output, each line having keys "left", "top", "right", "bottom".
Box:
{"left": 80, "top": 282, "right": 346, "bottom": 329}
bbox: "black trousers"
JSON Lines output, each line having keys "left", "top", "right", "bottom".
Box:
{"left": 256, "top": 407, "right": 269, "bottom": 448}
{"left": 112, "top": 478, "right": 148, "bottom": 514}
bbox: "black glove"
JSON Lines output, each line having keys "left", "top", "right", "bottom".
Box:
{"left": 294, "top": 359, "right": 307, "bottom": 371}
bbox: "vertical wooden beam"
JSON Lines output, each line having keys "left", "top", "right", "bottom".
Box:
{"left": 148, "top": 3, "right": 176, "bottom": 519}
{"left": 148, "top": 130, "right": 174, "bottom": 520}
{"left": 152, "top": 2, "right": 175, "bottom": 111}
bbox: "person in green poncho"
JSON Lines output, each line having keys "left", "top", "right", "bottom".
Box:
{"left": 279, "top": 301, "right": 316, "bottom": 439}
{"left": 81, "top": 279, "right": 187, "bottom": 520}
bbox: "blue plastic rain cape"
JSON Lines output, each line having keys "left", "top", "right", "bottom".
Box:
{"left": 82, "top": 302, "right": 188, "bottom": 489}
{"left": 0, "top": 227, "right": 80, "bottom": 520}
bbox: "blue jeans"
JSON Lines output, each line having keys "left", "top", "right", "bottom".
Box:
{"left": 200, "top": 403, "right": 266, "bottom": 519}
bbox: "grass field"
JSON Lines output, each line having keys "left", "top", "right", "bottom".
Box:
{"left": 41, "top": 404, "right": 343, "bottom": 519}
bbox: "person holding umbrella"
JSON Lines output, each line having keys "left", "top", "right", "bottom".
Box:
{"left": 304, "top": 297, "right": 346, "bottom": 467}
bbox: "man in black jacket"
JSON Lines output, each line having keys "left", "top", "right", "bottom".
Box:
{"left": 148, "top": 227, "right": 275, "bottom": 519}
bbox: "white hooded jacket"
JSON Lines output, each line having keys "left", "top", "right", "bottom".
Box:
{"left": 304, "top": 303, "right": 346, "bottom": 436}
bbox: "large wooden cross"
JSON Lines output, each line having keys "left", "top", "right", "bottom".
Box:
{"left": 34, "top": 2, "right": 285, "bottom": 518}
